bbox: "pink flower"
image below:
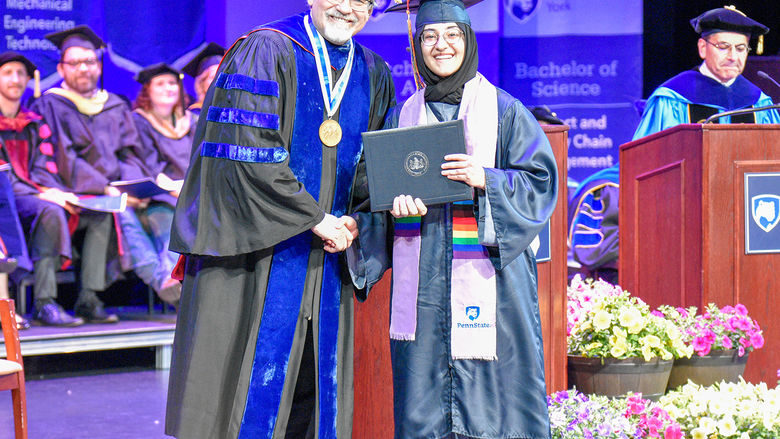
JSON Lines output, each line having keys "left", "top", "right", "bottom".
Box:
{"left": 626, "top": 394, "right": 645, "bottom": 415}
{"left": 739, "top": 346, "right": 746, "bottom": 357}
{"left": 721, "top": 335, "right": 733, "bottom": 350}
{"left": 734, "top": 303, "right": 748, "bottom": 316}
{"left": 721, "top": 305, "right": 735, "bottom": 314}
{"left": 750, "top": 333, "right": 765, "bottom": 349}
{"left": 693, "top": 336, "right": 712, "bottom": 356}
{"left": 676, "top": 307, "right": 689, "bottom": 318}
{"left": 664, "top": 424, "right": 683, "bottom": 439}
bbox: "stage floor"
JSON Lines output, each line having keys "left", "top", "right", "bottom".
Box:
{"left": 0, "top": 369, "right": 171, "bottom": 439}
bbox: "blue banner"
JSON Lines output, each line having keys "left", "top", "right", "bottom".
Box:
{"left": 3, "top": 0, "right": 206, "bottom": 103}
{"left": 500, "top": 0, "right": 643, "bottom": 183}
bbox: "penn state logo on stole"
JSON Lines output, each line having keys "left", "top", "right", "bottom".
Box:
{"left": 504, "top": 0, "right": 540, "bottom": 23}
{"left": 752, "top": 195, "right": 780, "bottom": 233}
{"left": 466, "top": 306, "right": 480, "bottom": 321}
{"left": 405, "top": 151, "right": 429, "bottom": 177}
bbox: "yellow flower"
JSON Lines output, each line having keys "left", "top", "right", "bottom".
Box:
{"left": 690, "top": 428, "right": 707, "bottom": 439}
{"left": 593, "top": 310, "right": 612, "bottom": 331}
{"left": 618, "top": 307, "right": 645, "bottom": 334}
{"left": 612, "top": 326, "right": 627, "bottom": 339}
{"left": 586, "top": 342, "right": 601, "bottom": 352}
{"left": 642, "top": 334, "right": 661, "bottom": 348}
{"left": 641, "top": 345, "right": 654, "bottom": 361}
{"left": 610, "top": 344, "right": 626, "bottom": 358}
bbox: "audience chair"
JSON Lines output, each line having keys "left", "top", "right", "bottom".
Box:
{"left": 0, "top": 299, "right": 28, "bottom": 439}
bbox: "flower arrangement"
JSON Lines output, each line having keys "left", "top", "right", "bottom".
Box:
{"left": 659, "top": 378, "right": 780, "bottom": 438}
{"left": 658, "top": 303, "right": 764, "bottom": 357}
{"left": 568, "top": 281, "right": 692, "bottom": 361}
{"left": 548, "top": 389, "right": 683, "bottom": 439}
{"left": 567, "top": 274, "right": 625, "bottom": 336}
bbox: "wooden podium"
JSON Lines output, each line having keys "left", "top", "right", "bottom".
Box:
{"left": 619, "top": 124, "right": 780, "bottom": 384}
{"left": 352, "top": 125, "right": 570, "bottom": 438}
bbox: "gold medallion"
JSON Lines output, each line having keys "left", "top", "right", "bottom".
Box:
{"left": 319, "top": 119, "right": 342, "bottom": 147}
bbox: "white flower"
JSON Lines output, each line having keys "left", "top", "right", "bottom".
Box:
{"left": 699, "top": 416, "right": 716, "bottom": 435}
{"left": 717, "top": 416, "right": 737, "bottom": 436}
{"left": 690, "top": 427, "right": 707, "bottom": 439}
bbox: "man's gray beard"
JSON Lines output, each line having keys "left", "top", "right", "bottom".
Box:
{"left": 320, "top": 24, "right": 353, "bottom": 46}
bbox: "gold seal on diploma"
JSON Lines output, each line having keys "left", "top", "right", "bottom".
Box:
{"left": 319, "top": 119, "right": 342, "bottom": 147}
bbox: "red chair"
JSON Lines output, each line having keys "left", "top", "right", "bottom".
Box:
{"left": 0, "top": 299, "right": 27, "bottom": 439}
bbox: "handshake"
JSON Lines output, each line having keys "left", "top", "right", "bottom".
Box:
{"left": 311, "top": 213, "right": 359, "bottom": 253}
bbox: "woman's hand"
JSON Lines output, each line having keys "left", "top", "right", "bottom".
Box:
{"left": 390, "top": 195, "right": 428, "bottom": 218}
{"left": 441, "top": 153, "right": 485, "bottom": 190}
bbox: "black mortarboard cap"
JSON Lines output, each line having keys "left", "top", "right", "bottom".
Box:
{"left": 0, "top": 51, "right": 36, "bottom": 77}
{"left": 529, "top": 106, "right": 564, "bottom": 125}
{"left": 45, "top": 25, "right": 106, "bottom": 52}
{"left": 690, "top": 7, "right": 769, "bottom": 37}
{"left": 134, "top": 63, "right": 183, "bottom": 84}
{"left": 385, "top": 0, "right": 484, "bottom": 28}
{"left": 182, "top": 43, "right": 226, "bottom": 78}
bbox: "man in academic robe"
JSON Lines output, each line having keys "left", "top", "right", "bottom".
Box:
{"left": 165, "top": 0, "right": 395, "bottom": 438}
{"left": 634, "top": 6, "right": 780, "bottom": 139}
{"left": 30, "top": 25, "right": 149, "bottom": 323}
{"left": 0, "top": 52, "right": 85, "bottom": 326}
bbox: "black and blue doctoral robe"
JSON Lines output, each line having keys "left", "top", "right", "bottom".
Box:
{"left": 165, "top": 12, "right": 394, "bottom": 439}
{"left": 351, "top": 88, "right": 557, "bottom": 438}
{"left": 633, "top": 69, "right": 780, "bottom": 139}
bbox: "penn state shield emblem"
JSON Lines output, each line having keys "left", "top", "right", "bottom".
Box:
{"left": 752, "top": 194, "right": 780, "bottom": 233}
{"left": 466, "top": 306, "right": 480, "bottom": 321}
{"left": 504, "top": 0, "right": 539, "bottom": 23}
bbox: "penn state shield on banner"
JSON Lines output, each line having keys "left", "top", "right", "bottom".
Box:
{"left": 744, "top": 173, "right": 780, "bottom": 254}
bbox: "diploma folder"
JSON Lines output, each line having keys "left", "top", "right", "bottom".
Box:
{"left": 110, "top": 177, "right": 181, "bottom": 199}
{"left": 362, "top": 119, "right": 471, "bottom": 212}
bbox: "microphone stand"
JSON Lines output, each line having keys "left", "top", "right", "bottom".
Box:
{"left": 703, "top": 104, "right": 780, "bottom": 124}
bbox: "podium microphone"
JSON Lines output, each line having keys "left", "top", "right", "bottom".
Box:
{"left": 757, "top": 71, "right": 780, "bottom": 91}
{"left": 703, "top": 104, "right": 780, "bottom": 124}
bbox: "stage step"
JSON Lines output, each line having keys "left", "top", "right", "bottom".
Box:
{"left": 0, "top": 311, "right": 176, "bottom": 369}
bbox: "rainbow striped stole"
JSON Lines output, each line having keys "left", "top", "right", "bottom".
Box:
{"left": 452, "top": 201, "right": 488, "bottom": 259}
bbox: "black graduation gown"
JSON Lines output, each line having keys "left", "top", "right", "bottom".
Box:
{"left": 29, "top": 92, "right": 149, "bottom": 194}
{"left": 165, "top": 13, "right": 395, "bottom": 439}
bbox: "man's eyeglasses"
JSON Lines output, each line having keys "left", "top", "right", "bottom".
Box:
{"left": 420, "top": 29, "right": 464, "bottom": 47}
{"left": 61, "top": 58, "right": 100, "bottom": 68}
{"left": 704, "top": 39, "right": 750, "bottom": 55}
{"left": 324, "top": 0, "right": 374, "bottom": 13}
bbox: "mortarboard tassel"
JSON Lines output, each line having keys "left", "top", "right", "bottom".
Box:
{"left": 404, "top": 0, "right": 425, "bottom": 90}
{"left": 33, "top": 69, "right": 41, "bottom": 98}
{"left": 757, "top": 34, "right": 764, "bottom": 55}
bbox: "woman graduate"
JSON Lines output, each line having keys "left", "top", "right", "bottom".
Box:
{"left": 346, "top": 0, "right": 557, "bottom": 437}
{"left": 122, "top": 63, "right": 195, "bottom": 304}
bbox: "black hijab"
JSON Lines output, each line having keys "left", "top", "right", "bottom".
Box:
{"left": 413, "top": 22, "right": 478, "bottom": 105}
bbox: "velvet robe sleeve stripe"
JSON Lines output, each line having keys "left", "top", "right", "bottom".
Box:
{"left": 200, "top": 142, "right": 288, "bottom": 163}
{"left": 206, "top": 106, "right": 280, "bottom": 130}
{"left": 480, "top": 93, "right": 558, "bottom": 271}
{"left": 215, "top": 73, "right": 280, "bottom": 97}
{"left": 169, "top": 28, "right": 325, "bottom": 257}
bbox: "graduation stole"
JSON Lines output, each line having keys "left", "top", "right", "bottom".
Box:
{"left": 133, "top": 108, "right": 192, "bottom": 139}
{"left": 392, "top": 73, "right": 499, "bottom": 360}
{"left": 45, "top": 88, "right": 109, "bottom": 116}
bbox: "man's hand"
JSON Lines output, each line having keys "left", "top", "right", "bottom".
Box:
{"left": 126, "top": 195, "right": 150, "bottom": 209}
{"left": 441, "top": 153, "right": 486, "bottom": 190}
{"left": 312, "top": 213, "right": 351, "bottom": 253}
{"left": 38, "top": 187, "right": 80, "bottom": 214}
{"left": 340, "top": 215, "right": 359, "bottom": 242}
{"left": 104, "top": 185, "right": 122, "bottom": 197}
{"left": 390, "top": 195, "right": 428, "bottom": 218}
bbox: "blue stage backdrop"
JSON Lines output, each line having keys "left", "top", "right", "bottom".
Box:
{"left": 4, "top": 0, "right": 207, "bottom": 103}
{"left": 5, "top": 0, "right": 641, "bottom": 183}
{"left": 500, "top": 0, "right": 643, "bottom": 183}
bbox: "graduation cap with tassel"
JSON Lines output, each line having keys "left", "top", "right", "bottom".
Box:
{"left": 44, "top": 24, "right": 107, "bottom": 90}
{"left": 690, "top": 5, "right": 769, "bottom": 55}
{"left": 385, "top": 0, "right": 485, "bottom": 91}
{"left": 135, "top": 62, "right": 187, "bottom": 112}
